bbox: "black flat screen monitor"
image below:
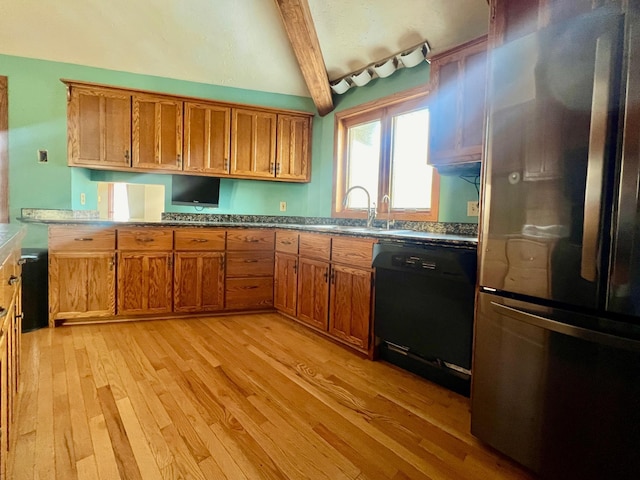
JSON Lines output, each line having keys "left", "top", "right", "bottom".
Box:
{"left": 171, "top": 175, "right": 220, "bottom": 208}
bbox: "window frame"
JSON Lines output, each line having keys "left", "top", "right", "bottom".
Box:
{"left": 332, "top": 86, "right": 439, "bottom": 222}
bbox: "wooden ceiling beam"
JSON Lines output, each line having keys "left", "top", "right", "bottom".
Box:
{"left": 273, "top": 0, "right": 334, "bottom": 116}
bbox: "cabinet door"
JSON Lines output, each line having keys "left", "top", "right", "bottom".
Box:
{"left": 0, "top": 328, "right": 7, "bottom": 480}
{"left": 117, "top": 252, "right": 173, "bottom": 315}
{"left": 174, "top": 252, "right": 225, "bottom": 312}
{"left": 184, "top": 102, "right": 231, "bottom": 175}
{"left": 274, "top": 253, "right": 298, "bottom": 317}
{"left": 276, "top": 114, "right": 311, "bottom": 181}
{"left": 328, "top": 264, "right": 372, "bottom": 351}
{"left": 231, "top": 108, "right": 277, "bottom": 178}
{"left": 49, "top": 252, "right": 116, "bottom": 322}
{"left": 297, "top": 257, "right": 329, "bottom": 330}
{"left": 68, "top": 86, "right": 131, "bottom": 168}
{"left": 429, "top": 37, "right": 487, "bottom": 166}
{"left": 132, "top": 95, "right": 183, "bottom": 171}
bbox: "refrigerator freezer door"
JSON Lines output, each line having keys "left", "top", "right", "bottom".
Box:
{"left": 471, "top": 292, "right": 640, "bottom": 479}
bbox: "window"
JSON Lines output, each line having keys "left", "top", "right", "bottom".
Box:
{"left": 333, "top": 89, "right": 439, "bottom": 222}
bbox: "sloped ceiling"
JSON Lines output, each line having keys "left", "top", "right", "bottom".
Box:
{"left": 0, "top": 0, "right": 489, "bottom": 100}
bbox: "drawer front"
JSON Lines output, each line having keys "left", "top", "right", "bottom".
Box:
{"left": 299, "top": 233, "right": 331, "bottom": 261}
{"left": 331, "top": 237, "right": 374, "bottom": 269}
{"left": 118, "top": 228, "right": 173, "bottom": 251}
{"left": 174, "top": 229, "right": 226, "bottom": 251}
{"left": 226, "top": 229, "right": 275, "bottom": 251}
{"left": 49, "top": 226, "right": 116, "bottom": 251}
{"left": 275, "top": 230, "right": 299, "bottom": 254}
{"left": 226, "top": 252, "right": 274, "bottom": 277}
{"left": 225, "top": 277, "right": 274, "bottom": 310}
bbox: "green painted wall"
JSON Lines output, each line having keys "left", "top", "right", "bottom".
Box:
{"left": 2, "top": 53, "right": 478, "bottom": 248}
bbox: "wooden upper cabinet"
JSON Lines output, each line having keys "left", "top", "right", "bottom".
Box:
{"left": 132, "top": 94, "right": 183, "bottom": 171}
{"left": 67, "top": 85, "right": 131, "bottom": 168}
{"left": 429, "top": 36, "right": 488, "bottom": 166}
{"left": 183, "top": 102, "right": 231, "bottom": 175}
{"left": 276, "top": 114, "right": 311, "bottom": 181}
{"left": 231, "top": 108, "right": 277, "bottom": 178}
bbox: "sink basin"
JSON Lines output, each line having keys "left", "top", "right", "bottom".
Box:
{"left": 344, "top": 227, "right": 414, "bottom": 235}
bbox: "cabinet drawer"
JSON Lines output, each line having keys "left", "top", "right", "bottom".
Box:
{"left": 225, "top": 277, "right": 274, "bottom": 310}
{"left": 226, "top": 229, "right": 275, "bottom": 251}
{"left": 118, "top": 228, "right": 173, "bottom": 251}
{"left": 226, "top": 252, "right": 274, "bottom": 277}
{"left": 331, "top": 237, "right": 374, "bottom": 269}
{"left": 299, "top": 233, "right": 331, "bottom": 261}
{"left": 276, "top": 230, "right": 299, "bottom": 253}
{"left": 174, "top": 229, "right": 226, "bottom": 251}
{"left": 49, "top": 226, "right": 116, "bottom": 251}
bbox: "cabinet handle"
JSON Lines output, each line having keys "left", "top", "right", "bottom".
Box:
{"left": 192, "top": 239, "right": 209, "bottom": 243}
{"left": 0, "top": 307, "right": 7, "bottom": 319}
{"left": 221, "top": 254, "right": 226, "bottom": 269}
{"left": 293, "top": 261, "right": 297, "bottom": 274}
{"left": 270, "top": 162, "right": 274, "bottom": 174}
{"left": 168, "top": 256, "right": 173, "bottom": 269}
{"left": 244, "top": 259, "right": 259, "bottom": 263}
{"left": 330, "top": 268, "right": 335, "bottom": 284}
{"left": 109, "top": 255, "right": 116, "bottom": 271}
{"left": 137, "top": 238, "right": 155, "bottom": 243}
{"left": 224, "top": 158, "right": 229, "bottom": 171}
{"left": 277, "top": 162, "right": 281, "bottom": 175}
{"left": 281, "top": 240, "right": 292, "bottom": 245}
{"left": 74, "top": 237, "right": 94, "bottom": 242}
{"left": 8, "top": 276, "right": 18, "bottom": 286}
{"left": 176, "top": 154, "right": 182, "bottom": 166}
{"left": 125, "top": 150, "right": 130, "bottom": 162}
{"left": 247, "top": 239, "right": 260, "bottom": 243}
{"left": 17, "top": 258, "right": 27, "bottom": 266}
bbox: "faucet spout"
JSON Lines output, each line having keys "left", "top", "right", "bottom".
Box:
{"left": 343, "top": 186, "right": 376, "bottom": 228}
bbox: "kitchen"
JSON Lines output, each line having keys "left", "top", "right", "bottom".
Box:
{"left": 2, "top": 1, "right": 639, "bottom": 479}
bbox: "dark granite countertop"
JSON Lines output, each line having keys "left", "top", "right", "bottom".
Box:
{"left": 18, "top": 209, "right": 478, "bottom": 249}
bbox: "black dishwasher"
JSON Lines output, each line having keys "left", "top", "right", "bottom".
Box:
{"left": 372, "top": 242, "right": 477, "bottom": 396}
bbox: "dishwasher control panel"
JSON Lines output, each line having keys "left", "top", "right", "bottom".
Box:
{"left": 391, "top": 254, "right": 436, "bottom": 270}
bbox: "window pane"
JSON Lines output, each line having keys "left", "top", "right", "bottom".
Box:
{"left": 390, "top": 108, "right": 433, "bottom": 209}
{"left": 345, "top": 120, "right": 381, "bottom": 208}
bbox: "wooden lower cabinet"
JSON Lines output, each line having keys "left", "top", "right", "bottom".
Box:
{"left": 0, "top": 326, "right": 7, "bottom": 480}
{"left": 274, "top": 253, "right": 298, "bottom": 317}
{"left": 328, "top": 264, "right": 372, "bottom": 351}
{"left": 0, "top": 232, "right": 24, "bottom": 479}
{"left": 49, "top": 252, "right": 116, "bottom": 322}
{"left": 117, "top": 252, "right": 173, "bottom": 315}
{"left": 296, "top": 257, "right": 329, "bottom": 330}
{"left": 226, "top": 277, "right": 274, "bottom": 310}
{"left": 174, "top": 252, "right": 225, "bottom": 312}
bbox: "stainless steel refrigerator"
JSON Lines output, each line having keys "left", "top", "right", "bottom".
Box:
{"left": 472, "top": 3, "right": 640, "bottom": 479}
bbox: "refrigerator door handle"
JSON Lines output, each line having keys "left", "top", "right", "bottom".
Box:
{"left": 581, "top": 32, "right": 614, "bottom": 281}
{"left": 491, "top": 301, "right": 640, "bottom": 352}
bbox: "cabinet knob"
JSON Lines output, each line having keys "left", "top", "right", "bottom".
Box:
{"left": 124, "top": 150, "right": 130, "bottom": 162}
{"left": 0, "top": 307, "right": 7, "bottom": 319}
{"left": 8, "top": 275, "right": 19, "bottom": 286}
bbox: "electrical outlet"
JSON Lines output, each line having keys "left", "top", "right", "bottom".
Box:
{"left": 38, "top": 149, "right": 48, "bottom": 163}
{"left": 80, "top": 193, "right": 86, "bottom": 205}
{"left": 279, "top": 201, "right": 287, "bottom": 212}
{"left": 467, "top": 201, "right": 479, "bottom": 217}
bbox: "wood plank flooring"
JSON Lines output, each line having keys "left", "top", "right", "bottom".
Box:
{"left": 9, "top": 313, "right": 534, "bottom": 479}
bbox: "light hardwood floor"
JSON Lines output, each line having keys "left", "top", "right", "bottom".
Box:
{"left": 9, "top": 313, "right": 534, "bottom": 479}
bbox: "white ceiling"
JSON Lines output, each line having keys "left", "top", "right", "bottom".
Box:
{"left": 0, "top": 0, "right": 489, "bottom": 99}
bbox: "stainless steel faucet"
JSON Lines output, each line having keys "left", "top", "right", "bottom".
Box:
{"left": 343, "top": 186, "right": 376, "bottom": 228}
{"left": 381, "top": 194, "right": 392, "bottom": 230}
